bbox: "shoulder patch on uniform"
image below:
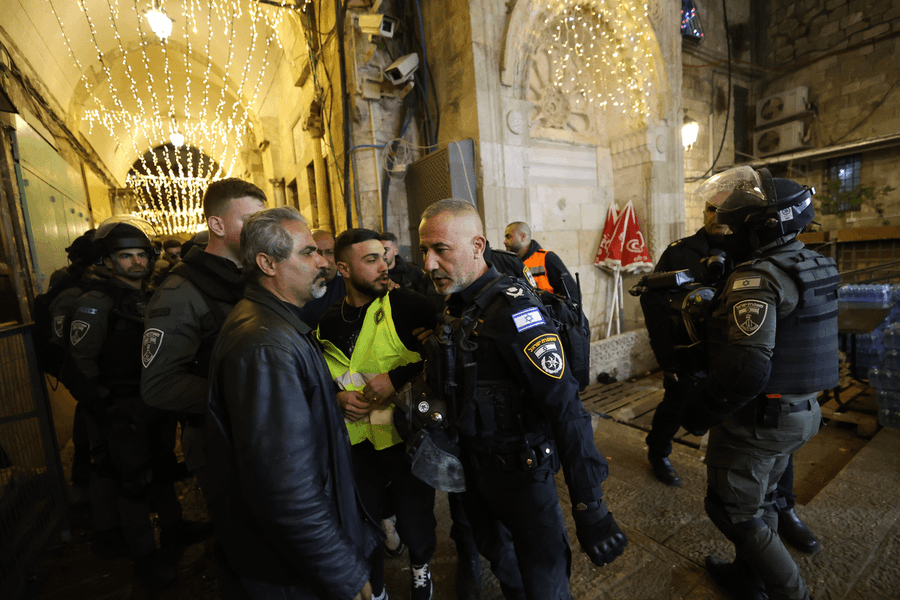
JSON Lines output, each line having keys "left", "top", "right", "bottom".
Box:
{"left": 732, "top": 276, "right": 762, "bottom": 291}
{"left": 53, "top": 315, "right": 66, "bottom": 338}
{"left": 142, "top": 328, "right": 164, "bottom": 368}
{"left": 733, "top": 300, "right": 768, "bottom": 336}
{"left": 523, "top": 333, "right": 566, "bottom": 379}
{"left": 70, "top": 320, "right": 90, "bottom": 346}
{"left": 148, "top": 307, "right": 171, "bottom": 318}
{"left": 504, "top": 284, "right": 525, "bottom": 299}
{"left": 512, "top": 306, "right": 545, "bottom": 332}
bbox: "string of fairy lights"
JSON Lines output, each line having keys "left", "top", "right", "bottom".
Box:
{"left": 46, "top": 0, "right": 292, "bottom": 234}
{"left": 540, "top": 0, "right": 656, "bottom": 128}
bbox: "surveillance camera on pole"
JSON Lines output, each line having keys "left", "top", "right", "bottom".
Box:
{"left": 384, "top": 53, "right": 419, "bottom": 86}
{"left": 358, "top": 14, "right": 398, "bottom": 38}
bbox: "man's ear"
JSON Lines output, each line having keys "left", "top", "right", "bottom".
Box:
{"left": 208, "top": 215, "right": 225, "bottom": 237}
{"left": 336, "top": 260, "right": 351, "bottom": 279}
{"left": 102, "top": 256, "right": 114, "bottom": 270}
{"left": 472, "top": 235, "right": 486, "bottom": 258}
{"left": 255, "top": 253, "right": 278, "bottom": 277}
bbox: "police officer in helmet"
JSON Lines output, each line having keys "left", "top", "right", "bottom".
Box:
{"left": 63, "top": 216, "right": 204, "bottom": 591}
{"left": 419, "top": 199, "right": 627, "bottom": 600}
{"left": 680, "top": 167, "right": 838, "bottom": 600}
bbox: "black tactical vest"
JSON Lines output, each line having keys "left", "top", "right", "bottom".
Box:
{"left": 761, "top": 248, "right": 840, "bottom": 394}
{"left": 97, "top": 285, "right": 147, "bottom": 391}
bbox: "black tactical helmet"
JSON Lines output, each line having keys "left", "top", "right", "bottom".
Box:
{"left": 92, "top": 216, "right": 158, "bottom": 260}
{"left": 695, "top": 166, "right": 815, "bottom": 246}
{"left": 65, "top": 229, "right": 98, "bottom": 268}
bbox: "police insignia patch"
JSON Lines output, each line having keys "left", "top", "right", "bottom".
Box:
{"left": 504, "top": 285, "right": 524, "bottom": 299}
{"left": 733, "top": 300, "right": 768, "bottom": 336}
{"left": 512, "top": 306, "right": 545, "bottom": 332}
{"left": 70, "top": 320, "right": 90, "bottom": 346}
{"left": 142, "top": 328, "right": 164, "bottom": 368}
{"left": 524, "top": 333, "right": 565, "bottom": 379}
{"left": 53, "top": 315, "right": 66, "bottom": 339}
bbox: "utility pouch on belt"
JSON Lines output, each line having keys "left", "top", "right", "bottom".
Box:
{"left": 760, "top": 394, "right": 782, "bottom": 428}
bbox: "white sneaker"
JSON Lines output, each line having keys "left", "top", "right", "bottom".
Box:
{"left": 382, "top": 515, "right": 405, "bottom": 557}
{"left": 410, "top": 563, "right": 432, "bottom": 600}
{"left": 372, "top": 587, "right": 389, "bottom": 600}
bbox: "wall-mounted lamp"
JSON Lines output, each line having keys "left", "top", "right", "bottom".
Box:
{"left": 682, "top": 115, "right": 699, "bottom": 148}
{"left": 145, "top": 0, "right": 174, "bottom": 41}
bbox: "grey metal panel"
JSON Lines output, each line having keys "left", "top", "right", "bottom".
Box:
{"left": 404, "top": 139, "right": 476, "bottom": 263}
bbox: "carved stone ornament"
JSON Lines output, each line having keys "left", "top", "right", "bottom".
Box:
{"left": 507, "top": 109, "right": 526, "bottom": 134}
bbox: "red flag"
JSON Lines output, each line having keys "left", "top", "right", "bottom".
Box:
{"left": 593, "top": 202, "right": 619, "bottom": 268}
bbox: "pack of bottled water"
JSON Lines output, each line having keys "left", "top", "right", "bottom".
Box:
{"left": 868, "top": 321, "right": 900, "bottom": 428}
{"left": 839, "top": 284, "right": 900, "bottom": 377}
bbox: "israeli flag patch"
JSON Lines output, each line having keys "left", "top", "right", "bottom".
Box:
{"left": 733, "top": 277, "right": 762, "bottom": 291}
{"left": 512, "top": 306, "right": 544, "bottom": 332}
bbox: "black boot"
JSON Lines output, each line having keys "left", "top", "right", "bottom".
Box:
{"left": 778, "top": 507, "right": 820, "bottom": 554}
{"left": 133, "top": 550, "right": 177, "bottom": 591}
{"left": 704, "top": 555, "right": 767, "bottom": 600}
{"left": 648, "top": 454, "right": 682, "bottom": 487}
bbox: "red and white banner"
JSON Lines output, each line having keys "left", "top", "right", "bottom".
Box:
{"left": 593, "top": 202, "right": 619, "bottom": 270}
{"left": 594, "top": 201, "right": 653, "bottom": 274}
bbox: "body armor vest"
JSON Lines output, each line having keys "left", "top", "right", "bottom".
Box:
{"left": 707, "top": 247, "right": 839, "bottom": 395}
{"left": 97, "top": 285, "right": 147, "bottom": 392}
{"left": 762, "top": 248, "right": 839, "bottom": 394}
{"left": 440, "top": 275, "right": 550, "bottom": 455}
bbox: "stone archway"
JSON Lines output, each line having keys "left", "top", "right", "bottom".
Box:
{"left": 494, "top": 0, "right": 682, "bottom": 339}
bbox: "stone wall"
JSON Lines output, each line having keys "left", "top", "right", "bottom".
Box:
{"left": 758, "top": 0, "right": 900, "bottom": 226}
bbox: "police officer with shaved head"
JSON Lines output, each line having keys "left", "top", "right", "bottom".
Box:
{"left": 680, "top": 167, "right": 838, "bottom": 600}
{"left": 419, "top": 199, "right": 626, "bottom": 600}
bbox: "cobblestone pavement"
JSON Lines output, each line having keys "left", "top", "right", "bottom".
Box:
{"left": 27, "top": 418, "right": 900, "bottom": 600}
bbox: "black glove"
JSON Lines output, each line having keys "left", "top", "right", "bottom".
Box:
{"left": 572, "top": 501, "right": 628, "bottom": 567}
{"left": 679, "top": 386, "right": 732, "bottom": 436}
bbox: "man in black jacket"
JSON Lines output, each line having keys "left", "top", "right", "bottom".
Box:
{"left": 206, "top": 206, "right": 379, "bottom": 600}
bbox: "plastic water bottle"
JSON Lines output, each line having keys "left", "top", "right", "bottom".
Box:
{"left": 884, "top": 324, "right": 900, "bottom": 350}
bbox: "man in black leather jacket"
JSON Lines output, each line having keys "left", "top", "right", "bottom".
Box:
{"left": 206, "top": 206, "right": 379, "bottom": 600}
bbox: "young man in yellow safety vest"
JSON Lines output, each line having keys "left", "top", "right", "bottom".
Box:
{"left": 317, "top": 228, "right": 438, "bottom": 600}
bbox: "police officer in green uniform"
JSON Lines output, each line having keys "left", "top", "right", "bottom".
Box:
{"left": 419, "top": 199, "right": 627, "bottom": 600}
{"left": 63, "top": 217, "right": 182, "bottom": 591}
{"left": 141, "top": 179, "right": 265, "bottom": 496}
{"left": 680, "top": 167, "right": 838, "bottom": 600}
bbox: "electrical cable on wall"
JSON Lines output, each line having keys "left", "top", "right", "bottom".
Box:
{"left": 686, "top": 0, "right": 731, "bottom": 183}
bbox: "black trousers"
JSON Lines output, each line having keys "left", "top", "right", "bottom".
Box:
{"left": 647, "top": 376, "right": 798, "bottom": 510}
{"left": 351, "top": 440, "right": 436, "bottom": 588}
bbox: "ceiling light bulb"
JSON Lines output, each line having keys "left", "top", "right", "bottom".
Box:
{"left": 170, "top": 131, "right": 185, "bottom": 147}
{"left": 145, "top": 4, "right": 173, "bottom": 41}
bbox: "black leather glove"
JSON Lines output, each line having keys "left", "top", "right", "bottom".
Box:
{"left": 679, "top": 385, "right": 733, "bottom": 436}
{"left": 572, "top": 501, "right": 628, "bottom": 567}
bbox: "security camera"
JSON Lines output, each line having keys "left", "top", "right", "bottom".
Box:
{"left": 358, "top": 14, "right": 398, "bottom": 38}
{"left": 384, "top": 53, "right": 419, "bottom": 86}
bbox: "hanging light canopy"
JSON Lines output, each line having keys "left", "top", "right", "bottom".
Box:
{"left": 682, "top": 115, "right": 699, "bottom": 148}
{"left": 145, "top": 1, "right": 174, "bottom": 41}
